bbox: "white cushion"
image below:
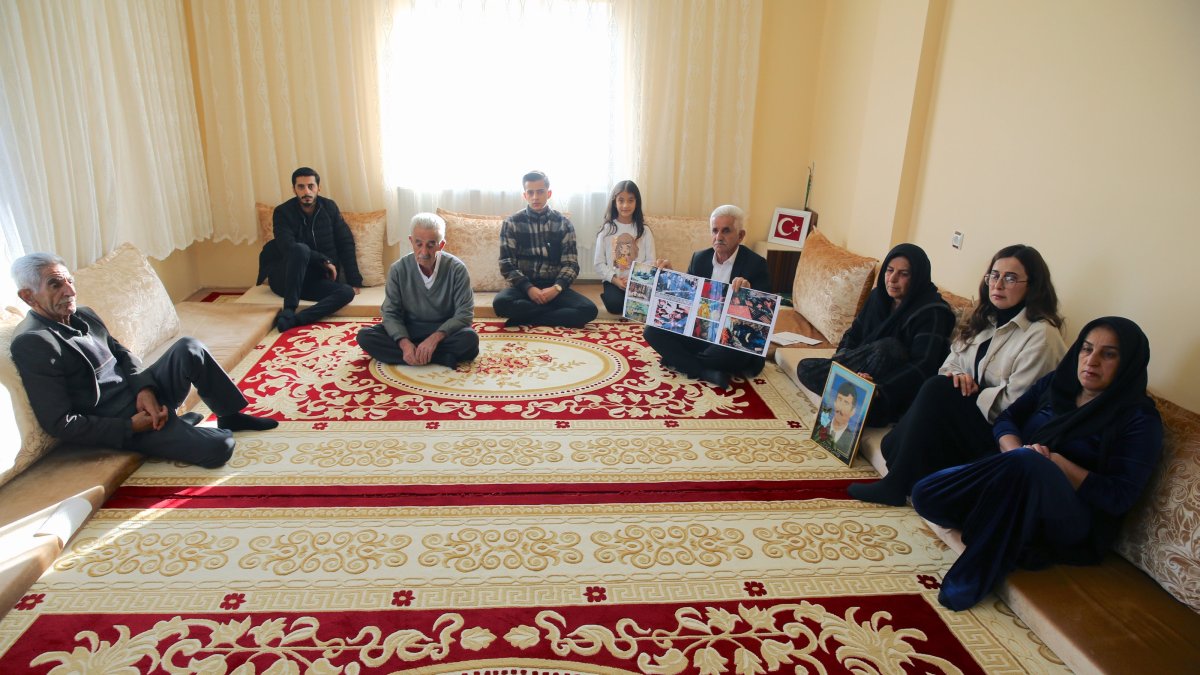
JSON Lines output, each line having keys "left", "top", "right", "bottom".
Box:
{"left": 0, "top": 307, "right": 58, "bottom": 488}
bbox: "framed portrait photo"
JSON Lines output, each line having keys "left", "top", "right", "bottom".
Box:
{"left": 767, "top": 207, "right": 813, "bottom": 249}
{"left": 810, "top": 362, "right": 876, "bottom": 466}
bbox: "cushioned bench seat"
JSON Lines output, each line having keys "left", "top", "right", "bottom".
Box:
{"left": 0, "top": 445, "right": 144, "bottom": 619}
{"left": 233, "top": 281, "right": 613, "bottom": 321}
{"left": 772, "top": 346, "right": 1200, "bottom": 674}
{"left": 0, "top": 246, "right": 281, "bottom": 620}
{"left": 1000, "top": 555, "right": 1200, "bottom": 673}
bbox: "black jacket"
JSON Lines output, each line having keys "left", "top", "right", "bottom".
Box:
{"left": 10, "top": 308, "right": 153, "bottom": 448}
{"left": 257, "top": 195, "right": 363, "bottom": 286}
{"left": 686, "top": 245, "right": 770, "bottom": 290}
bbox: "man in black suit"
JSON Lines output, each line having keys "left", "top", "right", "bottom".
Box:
{"left": 9, "top": 253, "right": 277, "bottom": 468}
{"left": 643, "top": 204, "right": 770, "bottom": 388}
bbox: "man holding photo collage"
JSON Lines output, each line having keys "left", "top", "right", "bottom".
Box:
{"left": 642, "top": 205, "right": 769, "bottom": 388}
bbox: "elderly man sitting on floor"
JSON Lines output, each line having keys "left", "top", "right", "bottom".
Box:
{"left": 357, "top": 213, "right": 479, "bottom": 368}
{"left": 9, "top": 253, "right": 277, "bottom": 469}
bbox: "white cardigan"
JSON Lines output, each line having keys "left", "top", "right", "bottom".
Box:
{"left": 939, "top": 308, "right": 1067, "bottom": 423}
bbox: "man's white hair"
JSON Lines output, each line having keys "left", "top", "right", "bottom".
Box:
{"left": 410, "top": 212, "right": 446, "bottom": 241}
{"left": 11, "top": 252, "right": 67, "bottom": 292}
{"left": 709, "top": 204, "right": 746, "bottom": 232}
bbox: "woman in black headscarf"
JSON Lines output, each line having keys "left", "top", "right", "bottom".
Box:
{"left": 911, "top": 317, "right": 1163, "bottom": 611}
{"left": 797, "top": 243, "right": 956, "bottom": 426}
{"left": 847, "top": 244, "right": 1066, "bottom": 506}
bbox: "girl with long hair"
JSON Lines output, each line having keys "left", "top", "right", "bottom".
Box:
{"left": 594, "top": 180, "right": 655, "bottom": 314}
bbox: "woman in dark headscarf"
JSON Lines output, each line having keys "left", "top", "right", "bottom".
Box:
{"left": 847, "top": 244, "right": 1066, "bottom": 506}
{"left": 797, "top": 243, "right": 956, "bottom": 426}
{"left": 911, "top": 317, "right": 1163, "bottom": 611}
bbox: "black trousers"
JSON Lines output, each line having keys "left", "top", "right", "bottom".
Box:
{"left": 356, "top": 323, "right": 480, "bottom": 366}
{"left": 492, "top": 286, "right": 598, "bottom": 328}
{"left": 872, "top": 375, "right": 996, "bottom": 498}
{"left": 125, "top": 337, "right": 247, "bottom": 468}
{"left": 599, "top": 281, "right": 626, "bottom": 315}
{"left": 643, "top": 326, "right": 764, "bottom": 378}
{"left": 267, "top": 241, "right": 354, "bottom": 324}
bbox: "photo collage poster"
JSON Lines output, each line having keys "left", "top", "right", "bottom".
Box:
{"left": 621, "top": 261, "right": 782, "bottom": 357}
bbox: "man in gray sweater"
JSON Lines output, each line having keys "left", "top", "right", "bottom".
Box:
{"left": 357, "top": 213, "right": 479, "bottom": 368}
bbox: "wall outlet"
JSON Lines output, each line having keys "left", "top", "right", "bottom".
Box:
{"left": 951, "top": 231, "right": 964, "bottom": 249}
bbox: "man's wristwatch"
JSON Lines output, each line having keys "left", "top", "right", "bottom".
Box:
{"left": 553, "top": 283, "right": 563, "bottom": 292}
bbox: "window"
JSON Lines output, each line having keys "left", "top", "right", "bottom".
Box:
{"left": 381, "top": 0, "right": 623, "bottom": 195}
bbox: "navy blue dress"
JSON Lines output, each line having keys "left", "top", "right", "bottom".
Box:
{"left": 911, "top": 374, "right": 1162, "bottom": 610}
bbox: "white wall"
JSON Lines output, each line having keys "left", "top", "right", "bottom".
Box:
{"left": 908, "top": 0, "right": 1200, "bottom": 409}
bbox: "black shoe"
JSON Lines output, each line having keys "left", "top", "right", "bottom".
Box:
{"left": 698, "top": 368, "right": 731, "bottom": 389}
{"left": 847, "top": 480, "right": 907, "bottom": 507}
{"left": 217, "top": 412, "right": 279, "bottom": 432}
{"left": 180, "top": 412, "right": 204, "bottom": 426}
{"left": 275, "top": 308, "right": 298, "bottom": 333}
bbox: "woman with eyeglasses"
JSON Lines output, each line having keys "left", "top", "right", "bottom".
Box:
{"left": 848, "top": 244, "right": 1066, "bottom": 505}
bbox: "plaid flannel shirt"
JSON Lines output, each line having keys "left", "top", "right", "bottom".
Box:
{"left": 498, "top": 207, "right": 580, "bottom": 292}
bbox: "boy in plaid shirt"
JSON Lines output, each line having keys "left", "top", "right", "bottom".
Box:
{"left": 493, "top": 170, "right": 598, "bottom": 328}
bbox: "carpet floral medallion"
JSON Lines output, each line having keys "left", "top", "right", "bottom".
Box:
{"left": 0, "top": 320, "right": 1068, "bottom": 674}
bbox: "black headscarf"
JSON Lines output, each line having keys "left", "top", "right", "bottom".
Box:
{"left": 856, "top": 243, "right": 949, "bottom": 343}
{"left": 1030, "top": 316, "right": 1152, "bottom": 448}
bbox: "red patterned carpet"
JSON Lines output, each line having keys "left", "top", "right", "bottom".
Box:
{"left": 0, "top": 320, "right": 1067, "bottom": 674}
{"left": 197, "top": 291, "right": 245, "bottom": 303}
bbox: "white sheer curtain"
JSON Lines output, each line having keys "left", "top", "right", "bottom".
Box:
{"left": 188, "top": 0, "right": 390, "bottom": 243}
{"left": 622, "top": 0, "right": 763, "bottom": 217}
{"left": 0, "top": 0, "right": 760, "bottom": 290}
{"left": 0, "top": 0, "right": 211, "bottom": 281}
{"left": 380, "top": 0, "right": 621, "bottom": 273}
{"left": 379, "top": 0, "right": 761, "bottom": 277}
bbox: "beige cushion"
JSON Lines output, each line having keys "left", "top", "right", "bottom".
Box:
{"left": 939, "top": 289, "right": 976, "bottom": 341}
{"left": 1001, "top": 553, "right": 1200, "bottom": 674}
{"left": 643, "top": 214, "right": 713, "bottom": 271}
{"left": 256, "top": 203, "right": 387, "bottom": 287}
{"left": 438, "top": 208, "right": 507, "bottom": 292}
{"left": 341, "top": 210, "right": 387, "bottom": 287}
{"left": 74, "top": 243, "right": 180, "bottom": 360}
{"left": 790, "top": 230, "right": 878, "bottom": 345}
{"left": 1115, "top": 394, "right": 1200, "bottom": 613}
{"left": 0, "top": 307, "right": 58, "bottom": 488}
{"left": 255, "top": 202, "right": 275, "bottom": 243}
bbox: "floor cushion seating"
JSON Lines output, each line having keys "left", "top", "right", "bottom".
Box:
{"left": 437, "top": 208, "right": 713, "bottom": 295}
{"left": 255, "top": 202, "right": 388, "bottom": 287}
{"left": 771, "top": 352, "right": 1200, "bottom": 674}
{"left": 236, "top": 207, "right": 712, "bottom": 320}
{"left": 998, "top": 393, "right": 1200, "bottom": 674}
{"left": 0, "top": 244, "right": 277, "bottom": 620}
{"left": 239, "top": 202, "right": 390, "bottom": 312}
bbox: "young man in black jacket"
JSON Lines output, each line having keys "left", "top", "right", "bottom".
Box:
{"left": 258, "top": 167, "right": 362, "bottom": 332}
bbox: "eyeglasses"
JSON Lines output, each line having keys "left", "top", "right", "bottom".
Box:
{"left": 983, "top": 272, "right": 1027, "bottom": 287}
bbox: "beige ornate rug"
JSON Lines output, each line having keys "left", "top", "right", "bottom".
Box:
{"left": 0, "top": 320, "right": 1067, "bottom": 673}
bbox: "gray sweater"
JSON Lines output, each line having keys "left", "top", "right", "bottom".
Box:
{"left": 381, "top": 252, "right": 474, "bottom": 341}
